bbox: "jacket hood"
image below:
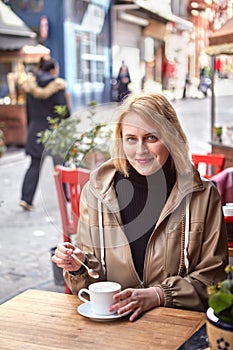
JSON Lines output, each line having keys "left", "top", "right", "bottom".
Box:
{"left": 36, "top": 71, "right": 55, "bottom": 87}
{"left": 22, "top": 72, "right": 66, "bottom": 99}
{"left": 90, "top": 159, "right": 116, "bottom": 196}
{"left": 90, "top": 158, "right": 203, "bottom": 200}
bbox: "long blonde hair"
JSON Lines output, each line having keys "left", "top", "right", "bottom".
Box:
{"left": 111, "top": 91, "right": 192, "bottom": 176}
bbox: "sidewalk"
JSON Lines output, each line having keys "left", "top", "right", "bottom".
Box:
{"left": 0, "top": 147, "right": 64, "bottom": 304}
{"left": 0, "top": 103, "right": 121, "bottom": 304}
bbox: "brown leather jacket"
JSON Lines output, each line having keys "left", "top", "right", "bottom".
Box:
{"left": 64, "top": 159, "right": 228, "bottom": 312}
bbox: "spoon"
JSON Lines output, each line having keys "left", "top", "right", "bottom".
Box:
{"left": 71, "top": 253, "right": 99, "bottom": 279}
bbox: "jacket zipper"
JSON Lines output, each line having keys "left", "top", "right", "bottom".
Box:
{"left": 90, "top": 183, "right": 202, "bottom": 288}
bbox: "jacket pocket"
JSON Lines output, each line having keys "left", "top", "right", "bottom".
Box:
{"left": 164, "top": 221, "right": 203, "bottom": 274}
{"left": 186, "top": 221, "right": 204, "bottom": 268}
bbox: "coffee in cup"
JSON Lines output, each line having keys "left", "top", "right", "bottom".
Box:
{"left": 78, "top": 281, "right": 121, "bottom": 315}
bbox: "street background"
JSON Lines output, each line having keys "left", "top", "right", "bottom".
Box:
{"left": 1, "top": 81, "right": 233, "bottom": 304}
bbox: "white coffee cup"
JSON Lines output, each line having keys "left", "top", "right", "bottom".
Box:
{"left": 78, "top": 281, "right": 121, "bottom": 315}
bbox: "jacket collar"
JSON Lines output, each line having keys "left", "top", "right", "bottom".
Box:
{"left": 90, "top": 159, "right": 204, "bottom": 206}
{"left": 22, "top": 73, "right": 66, "bottom": 99}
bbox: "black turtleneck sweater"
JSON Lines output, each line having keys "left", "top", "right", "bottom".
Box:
{"left": 114, "top": 156, "right": 176, "bottom": 280}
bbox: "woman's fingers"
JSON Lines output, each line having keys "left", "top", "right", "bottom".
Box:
{"left": 129, "top": 307, "right": 142, "bottom": 322}
{"left": 110, "top": 288, "right": 160, "bottom": 322}
{"left": 51, "top": 242, "right": 82, "bottom": 270}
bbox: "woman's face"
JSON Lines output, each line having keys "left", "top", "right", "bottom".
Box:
{"left": 121, "top": 112, "right": 170, "bottom": 176}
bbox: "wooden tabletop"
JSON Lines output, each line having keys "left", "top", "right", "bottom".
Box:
{"left": 0, "top": 289, "right": 206, "bottom": 350}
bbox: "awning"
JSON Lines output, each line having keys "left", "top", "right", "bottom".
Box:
{"left": 20, "top": 44, "right": 50, "bottom": 62}
{"left": 206, "top": 42, "right": 233, "bottom": 56}
{"left": 0, "top": 1, "right": 37, "bottom": 50}
{"left": 0, "top": 35, "right": 37, "bottom": 50}
{"left": 206, "top": 17, "right": 233, "bottom": 55}
{"left": 209, "top": 17, "right": 233, "bottom": 46}
{"left": 135, "top": 0, "right": 193, "bottom": 31}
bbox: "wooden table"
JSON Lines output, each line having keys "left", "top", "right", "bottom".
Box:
{"left": 0, "top": 289, "right": 206, "bottom": 350}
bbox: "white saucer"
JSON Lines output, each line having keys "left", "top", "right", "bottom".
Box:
{"left": 77, "top": 303, "right": 131, "bottom": 322}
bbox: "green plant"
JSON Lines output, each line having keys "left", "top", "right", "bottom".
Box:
{"left": 208, "top": 265, "right": 233, "bottom": 325}
{"left": 37, "top": 101, "right": 112, "bottom": 168}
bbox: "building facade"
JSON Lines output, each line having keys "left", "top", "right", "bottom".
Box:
{"left": 7, "top": 0, "right": 111, "bottom": 111}
{"left": 5, "top": 0, "right": 194, "bottom": 109}
{"left": 112, "top": 1, "right": 193, "bottom": 97}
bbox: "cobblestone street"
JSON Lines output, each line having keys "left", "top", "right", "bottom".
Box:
{"left": 0, "top": 152, "right": 64, "bottom": 304}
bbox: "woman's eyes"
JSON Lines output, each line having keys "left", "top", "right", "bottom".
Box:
{"left": 125, "top": 135, "right": 158, "bottom": 143}
{"left": 146, "top": 135, "right": 158, "bottom": 142}
{"left": 126, "top": 137, "right": 137, "bottom": 143}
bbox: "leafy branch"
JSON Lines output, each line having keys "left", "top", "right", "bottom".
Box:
{"left": 37, "top": 101, "right": 112, "bottom": 168}
{"left": 208, "top": 265, "right": 233, "bottom": 324}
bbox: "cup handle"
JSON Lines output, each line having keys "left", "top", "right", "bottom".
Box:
{"left": 78, "top": 288, "right": 91, "bottom": 304}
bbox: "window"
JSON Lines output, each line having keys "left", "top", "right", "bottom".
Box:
{"left": 75, "top": 30, "right": 105, "bottom": 84}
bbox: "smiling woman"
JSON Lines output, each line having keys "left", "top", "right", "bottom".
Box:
{"left": 121, "top": 112, "right": 170, "bottom": 176}
{"left": 52, "top": 91, "right": 228, "bottom": 323}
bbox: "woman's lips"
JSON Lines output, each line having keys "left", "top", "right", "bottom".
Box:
{"left": 136, "top": 158, "right": 153, "bottom": 164}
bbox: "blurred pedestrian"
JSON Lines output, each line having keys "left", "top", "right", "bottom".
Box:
{"left": 19, "top": 57, "right": 70, "bottom": 211}
{"left": 198, "top": 66, "right": 211, "bottom": 97}
{"left": 162, "top": 56, "right": 175, "bottom": 90}
{"left": 116, "top": 61, "right": 131, "bottom": 102}
{"left": 182, "top": 73, "right": 190, "bottom": 99}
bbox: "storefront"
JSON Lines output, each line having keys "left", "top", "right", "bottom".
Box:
{"left": 0, "top": 1, "right": 48, "bottom": 146}
{"left": 111, "top": 1, "right": 193, "bottom": 98}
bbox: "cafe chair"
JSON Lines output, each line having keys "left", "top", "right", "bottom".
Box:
{"left": 210, "top": 167, "right": 233, "bottom": 206}
{"left": 229, "top": 247, "right": 233, "bottom": 258}
{"left": 54, "top": 165, "right": 90, "bottom": 294}
{"left": 54, "top": 165, "right": 90, "bottom": 242}
{"left": 192, "top": 153, "right": 225, "bottom": 179}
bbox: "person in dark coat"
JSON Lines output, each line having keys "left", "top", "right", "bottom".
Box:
{"left": 116, "top": 61, "right": 131, "bottom": 102}
{"left": 19, "top": 57, "right": 70, "bottom": 211}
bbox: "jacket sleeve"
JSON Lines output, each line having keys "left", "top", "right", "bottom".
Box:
{"left": 63, "top": 183, "right": 105, "bottom": 294}
{"left": 157, "top": 183, "right": 228, "bottom": 311}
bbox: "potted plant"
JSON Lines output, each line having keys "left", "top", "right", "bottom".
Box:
{"left": 37, "top": 101, "right": 112, "bottom": 169}
{"left": 206, "top": 265, "right": 233, "bottom": 349}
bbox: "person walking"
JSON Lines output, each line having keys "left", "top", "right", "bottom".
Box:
{"left": 116, "top": 61, "right": 131, "bottom": 102}
{"left": 182, "top": 73, "right": 191, "bottom": 99}
{"left": 52, "top": 91, "right": 228, "bottom": 322}
{"left": 19, "top": 57, "right": 70, "bottom": 211}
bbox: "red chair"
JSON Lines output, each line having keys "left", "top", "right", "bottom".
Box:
{"left": 192, "top": 153, "right": 225, "bottom": 179}
{"left": 54, "top": 165, "right": 90, "bottom": 242}
{"left": 54, "top": 165, "right": 90, "bottom": 293}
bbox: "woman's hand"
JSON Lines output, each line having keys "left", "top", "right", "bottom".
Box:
{"left": 51, "top": 242, "right": 85, "bottom": 272}
{"left": 109, "top": 287, "right": 164, "bottom": 322}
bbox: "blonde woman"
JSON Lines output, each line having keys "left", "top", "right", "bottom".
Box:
{"left": 52, "top": 92, "right": 228, "bottom": 322}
